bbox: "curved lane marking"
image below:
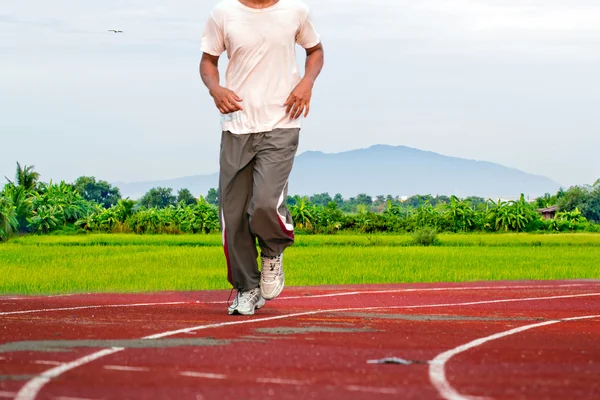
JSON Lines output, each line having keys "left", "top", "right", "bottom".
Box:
{"left": 429, "top": 314, "right": 600, "bottom": 400}
{"left": 3, "top": 283, "right": 598, "bottom": 316}
{"left": 14, "top": 292, "right": 600, "bottom": 400}
{"left": 242, "top": 283, "right": 600, "bottom": 302}
{"left": 16, "top": 348, "right": 123, "bottom": 400}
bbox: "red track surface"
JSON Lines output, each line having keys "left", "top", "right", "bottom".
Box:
{"left": 1, "top": 280, "right": 599, "bottom": 400}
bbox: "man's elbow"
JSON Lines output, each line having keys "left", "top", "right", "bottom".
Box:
{"left": 306, "top": 43, "right": 324, "bottom": 57}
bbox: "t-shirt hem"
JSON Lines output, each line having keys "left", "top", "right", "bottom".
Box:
{"left": 201, "top": 46, "right": 223, "bottom": 57}
{"left": 222, "top": 121, "right": 302, "bottom": 135}
{"left": 301, "top": 38, "right": 321, "bottom": 49}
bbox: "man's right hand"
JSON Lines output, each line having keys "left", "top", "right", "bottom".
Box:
{"left": 210, "top": 86, "right": 243, "bottom": 114}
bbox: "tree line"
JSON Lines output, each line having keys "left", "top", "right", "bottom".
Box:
{"left": 1, "top": 163, "right": 599, "bottom": 241}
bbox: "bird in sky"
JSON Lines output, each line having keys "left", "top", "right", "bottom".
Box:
{"left": 108, "top": 30, "right": 123, "bottom": 33}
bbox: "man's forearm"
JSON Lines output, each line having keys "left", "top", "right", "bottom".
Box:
{"left": 200, "top": 56, "right": 221, "bottom": 93}
{"left": 302, "top": 47, "right": 324, "bottom": 85}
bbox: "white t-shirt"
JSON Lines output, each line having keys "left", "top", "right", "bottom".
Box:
{"left": 201, "top": 0, "right": 321, "bottom": 134}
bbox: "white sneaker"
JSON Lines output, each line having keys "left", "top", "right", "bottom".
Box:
{"left": 260, "top": 254, "right": 284, "bottom": 300}
{"left": 228, "top": 288, "right": 265, "bottom": 316}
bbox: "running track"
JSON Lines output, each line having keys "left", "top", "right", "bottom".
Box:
{"left": 1, "top": 280, "right": 599, "bottom": 399}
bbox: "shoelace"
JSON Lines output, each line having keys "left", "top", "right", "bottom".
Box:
{"left": 261, "top": 255, "right": 281, "bottom": 283}
{"left": 228, "top": 288, "right": 258, "bottom": 309}
{"left": 227, "top": 288, "right": 239, "bottom": 309}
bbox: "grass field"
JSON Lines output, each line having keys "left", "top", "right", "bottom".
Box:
{"left": 1, "top": 233, "right": 599, "bottom": 295}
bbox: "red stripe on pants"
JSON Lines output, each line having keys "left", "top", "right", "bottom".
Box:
{"left": 277, "top": 215, "right": 295, "bottom": 240}
{"left": 223, "top": 228, "right": 233, "bottom": 286}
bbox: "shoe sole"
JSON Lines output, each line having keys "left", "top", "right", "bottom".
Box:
{"left": 260, "top": 279, "right": 284, "bottom": 301}
{"left": 228, "top": 297, "right": 266, "bottom": 316}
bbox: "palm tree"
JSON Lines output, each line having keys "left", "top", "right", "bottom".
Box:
{"left": 27, "top": 205, "right": 60, "bottom": 234}
{"left": 0, "top": 197, "right": 18, "bottom": 241}
{"left": 487, "top": 195, "right": 535, "bottom": 232}
{"left": 290, "top": 198, "right": 313, "bottom": 230}
{"left": 508, "top": 194, "right": 535, "bottom": 232}
{"left": 413, "top": 202, "right": 440, "bottom": 229}
{"left": 487, "top": 199, "right": 511, "bottom": 232}
{"left": 114, "top": 199, "right": 136, "bottom": 223}
{"left": 75, "top": 212, "right": 97, "bottom": 231}
{"left": 2, "top": 184, "right": 32, "bottom": 232}
{"left": 6, "top": 162, "right": 40, "bottom": 191}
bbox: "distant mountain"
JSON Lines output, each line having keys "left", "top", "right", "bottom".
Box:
{"left": 114, "top": 145, "right": 561, "bottom": 200}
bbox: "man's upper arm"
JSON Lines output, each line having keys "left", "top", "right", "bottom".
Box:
{"left": 202, "top": 52, "right": 220, "bottom": 66}
{"left": 305, "top": 42, "right": 323, "bottom": 56}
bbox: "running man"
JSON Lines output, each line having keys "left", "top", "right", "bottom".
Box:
{"left": 200, "top": 0, "right": 324, "bottom": 315}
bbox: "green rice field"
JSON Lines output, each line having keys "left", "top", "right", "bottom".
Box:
{"left": 1, "top": 233, "right": 599, "bottom": 295}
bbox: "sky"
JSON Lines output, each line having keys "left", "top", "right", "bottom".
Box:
{"left": 1, "top": 0, "right": 599, "bottom": 188}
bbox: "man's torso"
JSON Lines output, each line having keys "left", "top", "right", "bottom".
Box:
{"left": 208, "top": 0, "right": 310, "bottom": 134}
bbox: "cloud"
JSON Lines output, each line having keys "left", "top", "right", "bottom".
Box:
{"left": 3, "top": 0, "right": 599, "bottom": 57}
{"left": 1, "top": 0, "right": 599, "bottom": 185}
{"left": 312, "top": 0, "right": 600, "bottom": 56}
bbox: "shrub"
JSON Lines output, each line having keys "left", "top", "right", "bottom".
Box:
{"left": 411, "top": 227, "right": 439, "bottom": 246}
{"left": 524, "top": 217, "right": 548, "bottom": 232}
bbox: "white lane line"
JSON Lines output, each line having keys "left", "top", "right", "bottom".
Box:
{"left": 151, "top": 292, "right": 600, "bottom": 339}
{"left": 429, "top": 314, "right": 600, "bottom": 400}
{"left": 16, "top": 348, "right": 123, "bottom": 400}
{"left": 103, "top": 365, "right": 149, "bottom": 372}
{"left": 256, "top": 378, "right": 308, "bottom": 385}
{"left": 3, "top": 283, "right": 597, "bottom": 316}
{"left": 346, "top": 385, "right": 399, "bottom": 395}
{"left": 15, "top": 292, "right": 600, "bottom": 400}
{"left": 33, "top": 360, "right": 62, "bottom": 366}
{"left": 4, "top": 282, "right": 598, "bottom": 303}
{"left": 207, "top": 283, "right": 600, "bottom": 304}
{"left": 0, "top": 302, "right": 188, "bottom": 316}
{"left": 0, "top": 391, "right": 17, "bottom": 399}
{"left": 180, "top": 371, "right": 227, "bottom": 380}
{"left": 3, "top": 294, "right": 79, "bottom": 301}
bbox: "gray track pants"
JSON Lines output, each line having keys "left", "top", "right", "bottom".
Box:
{"left": 219, "top": 128, "right": 299, "bottom": 291}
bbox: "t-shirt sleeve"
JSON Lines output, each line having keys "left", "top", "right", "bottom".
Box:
{"left": 296, "top": 9, "right": 321, "bottom": 49}
{"left": 201, "top": 13, "right": 226, "bottom": 56}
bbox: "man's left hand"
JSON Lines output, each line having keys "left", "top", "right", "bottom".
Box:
{"left": 284, "top": 79, "right": 313, "bottom": 120}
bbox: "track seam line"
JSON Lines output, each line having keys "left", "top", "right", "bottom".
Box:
{"left": 3, "top": 283, "right": 597, "bottom": 315}
{"left": 53, "top": 396, "right": 100, "bottom": 400}
{"left": 346, "top": 385, "right": 400, "bottom": 395}
{"left": 256, "top": 378, "right": 308, "bottom": 385}
{"left": 13, "top": 291, "right": 600, "bottom": 400}
{"left": 0, "top": 302, "right": 188, "bottom": 316}
{"left": 103, "top": 365, "right": 150, "bottom": 372}
{"left": 33, "top": 360, "right": 62, "bottom": 366}
{"left": 179, "top": 371, "right": 227, "bottom": 380}
{"left": 429, "top": 314, "right": 600, "bottom": 400}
